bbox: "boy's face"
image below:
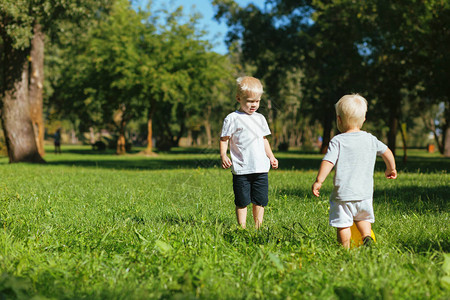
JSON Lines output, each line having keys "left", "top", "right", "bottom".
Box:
{"left": 237, "top": 94, "right": 261, "bottom": 115}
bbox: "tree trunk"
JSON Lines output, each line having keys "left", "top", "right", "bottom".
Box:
{"left": 444, "top": 126, "right": 450, "bottom": 157}
{"left": 399, "top": 122, "right": 407, "bottom": 163}
{"left": 1, "top": 60, "right": 44, "bottom": 163}
{"left": 89, "top": 127, "right": 96, "bottom": 144}
{"left": 113, "top": 104, "right": 127, "bottom": 154}
{"left": 433, "top": 131, "right": 444, "bottom": 154}
{"left": 187, "top": 129, "right": 193, "bottom": 146}
{"left": 204, "top": 105, "right": 212, "bottom": 146}
{"left": 146, "top": 114, "right": 154, "bottom": 151}
{"left": 443, "top": 104, "right": 450, "bottom": 157}
{"left": 116, "top": 122, "right": 126, "bottom": 155}
{"left": 71, "top": 128, "right": 78, "bottom": 144}
{"left": 175, "top": 121, "right": 186, "bottom": 147}
{"left": 320, "top": 108, "right": 333, "bottom": 154}
{"left": 142, "top": 104, "right": 156, "bottom": 155}
{"left": 29, "top": 22, "right": 45, "bottom": 157}
{"left": 422, "top": 115, "right": 444, "bottom": 154}
{"left": 387, "top": 109, "right": 398, "bottom": 157}
{"left": 267, "top": 99, "right": 278, "bottom": 147}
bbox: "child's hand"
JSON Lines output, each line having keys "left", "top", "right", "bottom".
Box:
{"left": 221, "top": 155, "right": 232, "bottom": 169}
{"left": 270, "top": 157, "right": 278, "bottom": 169}
{"left": 385, "top": 169, "right": 397, "bottom": 179}
{"left": 312, "top": 181, "right": 322, "bottom": 197}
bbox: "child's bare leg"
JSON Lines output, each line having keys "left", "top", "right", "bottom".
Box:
{"left": 235, "top": 206, "right": 247, "bottom": 229}
{"left": 337, "top": 227, "right": 351, "bottom": 249}
{"left": 252, "top": 204, "right": 264, "bottom": 229}
{"left": 355, "top": 220, "right": 371, "bottom": 238}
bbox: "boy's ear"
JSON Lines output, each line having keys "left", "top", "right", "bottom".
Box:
{"left": 236, "top": 95, "right": 240, "bottom": 102}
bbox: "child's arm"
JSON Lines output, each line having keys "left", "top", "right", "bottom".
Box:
{"left": 381, "top": 148, "right": 397, "bottom": 179}
{"left": 263, "top": 137, "right": 278, "bottom": 169}
{"left": 220, "top": 137, "right": 232, "bottom": 169}
{"left": 312, "top": 160, "right": 334, "bottom": 197}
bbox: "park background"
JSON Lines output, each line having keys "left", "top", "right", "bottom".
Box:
{"left": 1, "top": 0, "right": 449, "bottom": 299}
{"left": 1, "top": 0, "right": 449, "bottom": 159}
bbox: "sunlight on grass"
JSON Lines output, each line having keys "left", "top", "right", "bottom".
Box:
{"left": 0, "top": 146, "right": 448, "bottom": 299}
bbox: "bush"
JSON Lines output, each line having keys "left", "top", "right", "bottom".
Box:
{"left": 278, "top": 142, "right": 289, "bottom": 152}
{"left": 92, "top": 141, "right": 106, "bottom": 151}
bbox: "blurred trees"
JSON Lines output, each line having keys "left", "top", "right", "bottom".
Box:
{"left": 213, "top": 0, "right": 450, "bottom": 156}
{"left": 416, "top": 1, "right": 450, "bottom": 156}
{"left": 49, "top": 0, "right": 155, "bottom": 154}
{"left": 49, "top": 1, "right": 234, "bottom": 154}
{"left": 2, "top": 0, "right": 447, "bottom": 157}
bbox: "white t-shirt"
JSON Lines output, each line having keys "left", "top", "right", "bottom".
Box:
{"left": 221, "top": 111, "right": 271, "bottom": 175}
{"left": 323, "top": 131, "right": 388, "bottom": 201}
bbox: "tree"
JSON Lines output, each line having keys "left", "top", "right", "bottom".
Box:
{"left": 0, "top": 0, "right": 108, "bottom": 162}
{"left": 415, "top": 1, "right": 450, "bottom": 156}
{"left": 46, "top": 15, "right": 109, "bottom": 145}
{"left": 213, "top": 0, "right": 306, "bottom": 147}
{"left": 354, "top": 1, "right": 431, "bottom": 156}
{"left": 140, "top": 5, "right": 234, "bottom": 151}
{"left": 214, "top": 0, "right": 366, "bottom": 152}
{"left": 0, "top": 1, "right": 44, "bottom": 162}
{"left": 87, "top": 0, "right": 153, "bottom": 154}
{"left": 50, "top": 0, "right": 157, "bottom": 154}
{"left": 215, "top": 0, "right": 448, "bottom": 155}
{"left": 300, "top": 2, "right": 367, "bottom": 153}
{"left": 49, "top": 1, "right": 232, "bottom": 154}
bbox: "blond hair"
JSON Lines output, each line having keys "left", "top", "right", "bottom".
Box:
{"left": 236, "top": 76, "right": 263, "bottom": 99}
{"left": 335, "top": 94, "right": 368, "bottom": 130}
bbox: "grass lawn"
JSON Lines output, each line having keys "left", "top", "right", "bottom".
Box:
{"left": 0, "top": 145, "right": 449, "bottom": 299}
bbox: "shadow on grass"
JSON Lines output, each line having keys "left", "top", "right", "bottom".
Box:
{"left": 376, "top": 185, "right": 449, "bottom": 252}
{"left": 4, "top": 148, "right": 448, "bottom": 173}
{"left": 46, "top": 155, "right": 324, "bottom": 171}
{"left": 222, "top": 227, "right": 280, "bottom": 246}
{"left": 374, "top": 185, "right": 449, "bottom": 213}
{"left": 63, "top": 147, "right": 221, "bottom": 156}
{"left": 155, "top": 214, "right": 200, "bottom": 226}
{"left": 277, "top": 156, "right": 322, "bottom": 171}
{"left": 46, "top": 158, "right": 221, "bottom": 170}
{"left": 277, "top": 150, "right": 450, "bottom": 173}
{"left": 398, "top": 234, "right": 449, "bottom": 253}
{"left": 395, "top": 156, "right": 450, "bottom": 173}
{"left": 277, "top": 184, "right": 449, "bottom": 253}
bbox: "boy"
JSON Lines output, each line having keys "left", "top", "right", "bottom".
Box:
{"left": 220, "top": 76, "right": 278, "bottom": 229}
{"left": 312, "top": 94, "right": 397, "bottom": 248}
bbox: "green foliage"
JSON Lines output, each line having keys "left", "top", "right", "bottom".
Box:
{"left": 0, "top": 0, "right": 110, "bottom": 51}
{"left": 0, "top": 0, "right": 34, "bottom": 49}
{"left": 0, "top": 146, "right": 448, "bottom": 299}
{"left": 48, "top": 0, "right": 235, "bottom": 149}
{"left": 86, "top": 0, "right": 151, "bottom": 125}
{"left": 213, "top": 0, "right": 450, "bottom": 152}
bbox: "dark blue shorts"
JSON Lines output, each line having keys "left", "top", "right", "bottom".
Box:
{"left": 232, "top": 173, "right": 269, "bottom": 208}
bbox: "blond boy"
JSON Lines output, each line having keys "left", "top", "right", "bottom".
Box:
{"left": 220, "top": 76, "right": 278, "bottom": 229}
{"left": 312, "top": 94, "right": 397, "bottom": 248}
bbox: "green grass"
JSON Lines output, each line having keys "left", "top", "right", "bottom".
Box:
{"left": 0, "top": 146, "right": 449, "bottom": 299}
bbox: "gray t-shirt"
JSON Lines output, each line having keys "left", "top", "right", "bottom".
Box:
{"left": 323, "top": 131, "right": 387, "bottom": 201}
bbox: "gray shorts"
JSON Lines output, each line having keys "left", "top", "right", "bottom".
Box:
{"left": 329, "top": 199, "right": 374, "bottom": 228}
